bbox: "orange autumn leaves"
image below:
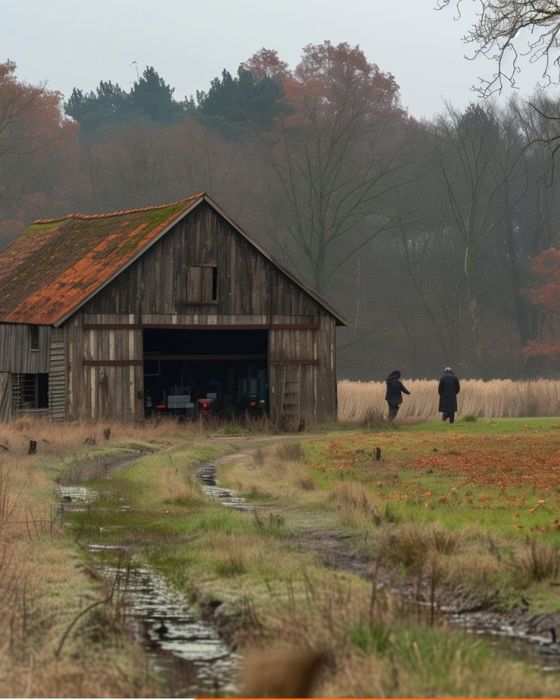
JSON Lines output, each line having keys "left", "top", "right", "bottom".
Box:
{"left": 310, "top": 429, "right": 560, "bottom": 535}
{"left": 315, "top": 431, "right": 560, "bottom": 491}
{"left": 413, "top": 433, "right": 560, "bottom": 491}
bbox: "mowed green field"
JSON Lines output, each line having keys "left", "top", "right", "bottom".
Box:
{"left": 66, "top": 418, "right": 560, "bottom": 697}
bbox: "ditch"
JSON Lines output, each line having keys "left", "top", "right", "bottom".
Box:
{"left": 58, "top": 446, "right": 560, "bottom": 698}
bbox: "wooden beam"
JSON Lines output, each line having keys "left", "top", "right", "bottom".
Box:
{"left": 83, "top": 323, "right": 320, "bottom": 331}
{"left": 83, "top": 360, "right": 143, "bottom": 367}
{"left": 144, "top": 354, "right": 267, "bottom": 361}
{"left": 83, "top": 324, "right": 142, "bottom": 330}
{"left": 269, "top": 359, "right": 319, "bottom": 366}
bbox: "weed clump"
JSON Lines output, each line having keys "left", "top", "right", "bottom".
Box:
{"left": 252, "top": 448, "right": 267, "bottom": 466}
{"left": 296, "top": 475, "right": 315, "bottom": 491}
{"left": 253, "top": 510, "right": 285, "bottom": 532}
{"left": 348, "top": 621, "right": 392, "bottom": 655}
{"left": 276, "top": 442, "right": 305, "bottom": 462}
{"left": 378, "top": 524, "right": 462, "bottom": 571}
{"left": 361, "top": 408, "right": 387, "bottom": 429}
{"left": 512, "top": 540, "right": 560, "bottom": 584}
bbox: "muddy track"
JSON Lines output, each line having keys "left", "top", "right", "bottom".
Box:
{"left": 56, "top": 445, "right": 158, "bottom": 484}
{"left": 206, "top": 449, "right": 560, "bottom": 667}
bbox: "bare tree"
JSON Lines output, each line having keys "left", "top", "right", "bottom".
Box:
{"left": 438, "top": 0, "right": 560, "bottom": 95}
{"left": 254, "top": 42, "right": 411, "bottom": 293}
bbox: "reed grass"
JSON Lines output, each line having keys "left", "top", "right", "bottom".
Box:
{"left": 338, "top": 378, "right": 560, "bottom": 422}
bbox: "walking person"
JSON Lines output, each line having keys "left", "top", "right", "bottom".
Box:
{"left": 439, "top": 367, "right": 460, "bottom": 423}
{"left": 385, "top": 370, "right": 410, "bottom": 421}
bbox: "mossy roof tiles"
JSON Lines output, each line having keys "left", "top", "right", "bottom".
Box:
{"left": 0, "top": 193, "right": 347, "bottom": 327}
{"left": 0, "top": 195, "right": 202, "bottom": 325}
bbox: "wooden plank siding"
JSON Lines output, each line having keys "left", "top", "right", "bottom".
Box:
{"left": 57, "top": 202, "right": 338, "bottom": 424}
{"left": 66, "top": 314, "right": 142, "bottom": 420}
{"left": 0, "top": 323, "right": 50, "bottom": 373}
{"left": 83, "top": 204, "right": 320, "bottom": 318}
{"left": 48, "top": 327, "right": 67, "bottom": 421}
{"left": 0, "top": 373, "right": 11, "bottom": 422}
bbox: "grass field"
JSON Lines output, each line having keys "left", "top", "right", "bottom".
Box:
{"left": 59, "top": 417, "right": 560, "bottom": 697}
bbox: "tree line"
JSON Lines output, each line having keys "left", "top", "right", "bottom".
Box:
{"left": 1, "top": 42, "right": 560, "bottom": 379}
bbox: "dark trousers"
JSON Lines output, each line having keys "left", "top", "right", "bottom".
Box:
{"left": 387, "top": 401, "right": 400, "bottom": 420}
{"left": 442, "top": 411, "right": 455, "bottom": 424}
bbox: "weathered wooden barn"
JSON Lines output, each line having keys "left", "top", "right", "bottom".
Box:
{"left": 0, "top": 193, "right": 345, "bottom": 425}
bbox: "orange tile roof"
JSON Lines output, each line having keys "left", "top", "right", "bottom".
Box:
{"left": 0, "top": 194, "right": 203, "bottom": 325}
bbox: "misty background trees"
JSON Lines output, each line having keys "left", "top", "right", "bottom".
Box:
{"left": 2, "top": 41, "right": 560, "bottom": 379}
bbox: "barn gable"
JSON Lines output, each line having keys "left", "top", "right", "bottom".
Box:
{"left": 83, "top": 201, "right": 331, "bottom": 320}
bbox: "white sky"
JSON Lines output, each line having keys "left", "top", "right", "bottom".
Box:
{"left": 1, "top": 0, "right": 550, "bottom": 120}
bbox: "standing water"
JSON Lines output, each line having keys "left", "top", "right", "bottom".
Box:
{"left": 59, "top": 482, "right": 238, "bottom": 697}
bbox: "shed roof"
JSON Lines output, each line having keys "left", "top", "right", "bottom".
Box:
{"left": 0, "top": 193, "right": 346, "bottom": 326}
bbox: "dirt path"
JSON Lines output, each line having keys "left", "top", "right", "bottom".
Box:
{"left": 55, "top": 444, "right": 160, "bottom": 486}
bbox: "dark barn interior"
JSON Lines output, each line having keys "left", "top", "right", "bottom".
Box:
{"left": 143, "top": 328, "right": 268, "bottom": 418}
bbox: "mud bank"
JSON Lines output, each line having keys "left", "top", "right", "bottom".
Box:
{"left": 201, "top": 457, "right": 560, "bottom": 673}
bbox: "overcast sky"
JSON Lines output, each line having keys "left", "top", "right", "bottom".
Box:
{"left": 1, "top": 0, "right": 550, "bottom": 119}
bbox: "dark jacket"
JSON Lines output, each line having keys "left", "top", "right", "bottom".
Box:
{"left": 385, "top": 370, "right": 410, "bottom": 406}
{"left": 438, "top": 371, "right": 460, "bottom": 412}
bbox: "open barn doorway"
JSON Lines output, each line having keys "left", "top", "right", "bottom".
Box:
{"left": 143, "top": 328, "right": 268, "bottom": 419}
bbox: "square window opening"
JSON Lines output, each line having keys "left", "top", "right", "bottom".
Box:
{"left": 187, "top": 265, "right": 218, "bottom": 304}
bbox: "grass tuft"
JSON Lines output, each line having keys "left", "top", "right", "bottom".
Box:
{"left": 513, "top": 540, "right": 560, "bottom": 584}
{"left": 378, "top": 523, "right": 463, "bottom": 571}
{"left": 276, "top": 442, "right": 305, "bottom": 461}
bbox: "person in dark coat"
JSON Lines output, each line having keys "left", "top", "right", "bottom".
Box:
{"left": 438, "top": 367, "right": 460, "bottom": 423}
{"left": 385, "top": 370, "right": 410, "bottom": 420}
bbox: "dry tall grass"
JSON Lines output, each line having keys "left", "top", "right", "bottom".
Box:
{"left": 0, "top": 417, "right": 195, "bottom": 698}
{"left": 338, "top": 378, "right": 560, "bottom": 422}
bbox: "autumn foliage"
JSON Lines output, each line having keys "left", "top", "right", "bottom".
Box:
{"left": 0, "top": 61, "right": 78, "bottom": 245}
{"left": 312, "top": 427, "right": 560, "bottom": 535}
{"left": 524, "top": 247, "right": 560, "bottom": 359}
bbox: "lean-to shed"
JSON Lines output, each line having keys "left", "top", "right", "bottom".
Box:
{"left": 0, "top": 193, "right": 345, "bottom": 426}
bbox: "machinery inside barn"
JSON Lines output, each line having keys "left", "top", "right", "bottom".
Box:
{"left": 142, "top": 329, "right": 268, "bottom": 418}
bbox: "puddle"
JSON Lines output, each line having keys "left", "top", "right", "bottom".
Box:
{"left": 99, "top": 562, "right": 237, "bottom": 696}
{"left": 449, "top": 612, "right": 560, "bottom": 671}
{"left": 196, "top": 462, "right": 254, "bottom": 510}
{"left": 59, "top": 480, "right": 238, "bottom": 697}
{"left": 57, "top": 485, "right": 98, "bottom": 512}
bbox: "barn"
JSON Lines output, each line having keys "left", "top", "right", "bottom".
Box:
{"left": 0, "top": 193, "right": 345, "bottom": 426}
